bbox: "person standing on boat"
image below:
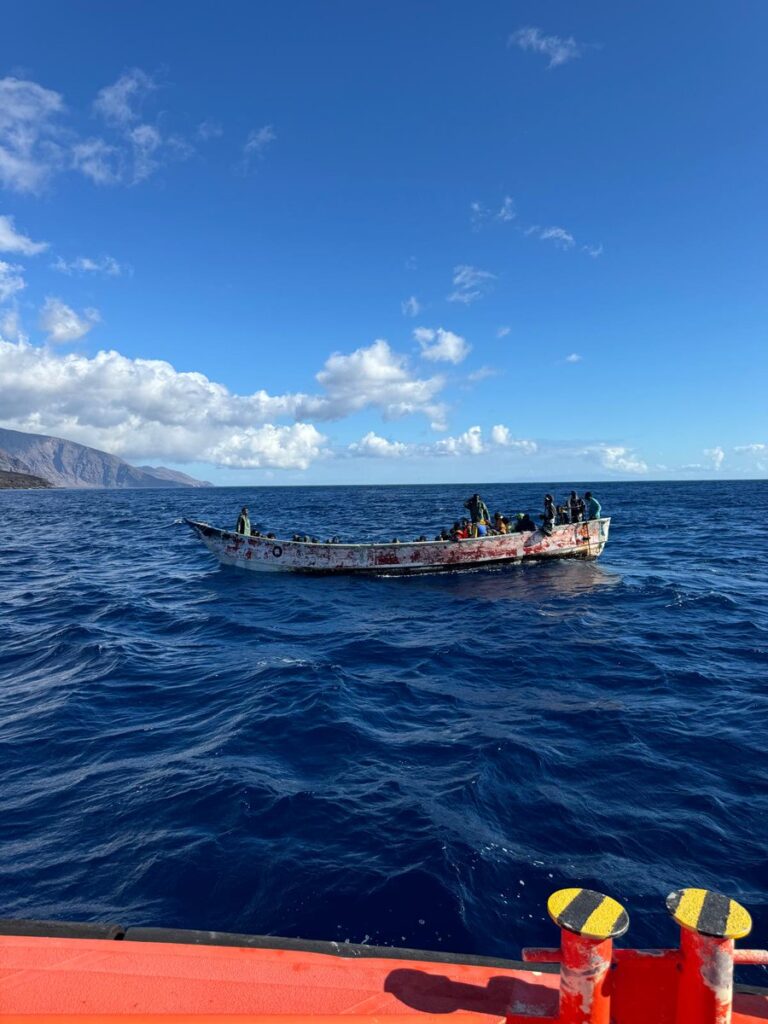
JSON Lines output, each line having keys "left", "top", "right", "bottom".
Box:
{"left": 568, "top": 491, "right": 581, "bottom": 522}
{"left": 464, "top": 493, "right": 490, "bottom": 525}
{"left": 236, "top": 506, "right": 250, "bottom": 535}
{"left": 542, "top": 494, "right": 556, "bottom": 535}
{"left": 584, "top": 492, "right": 602, "bottom": 520}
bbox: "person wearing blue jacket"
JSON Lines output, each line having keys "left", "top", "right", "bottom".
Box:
{"left": 584, "top": 492, "right": 602, "bottom": 520}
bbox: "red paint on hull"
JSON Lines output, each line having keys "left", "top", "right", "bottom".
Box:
{"left": 185, "top": 519, "right": 611, "bottom": 575}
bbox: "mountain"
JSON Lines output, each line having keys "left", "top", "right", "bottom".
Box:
{"left": 137, "top": 466, "right": 212, "bottom": 487}
{"left": 0, "top": 428, "right": 212, "bottom": 489}
{"left": 0, "top": 445, "right": 51, "bottom": 487}
{"left": 0, "top": 446, "right": 35, "bottom": 475}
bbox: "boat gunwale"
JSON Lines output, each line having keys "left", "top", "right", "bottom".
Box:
{"left": 186, "top": 517, "right": 611, "bottom": 552}
{"left": 0, "top": 919, "right": 765, "bottom": 998}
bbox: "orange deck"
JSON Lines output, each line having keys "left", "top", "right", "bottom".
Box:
{"left": 1, "top": 932, "right": 767, "bottom": 1023}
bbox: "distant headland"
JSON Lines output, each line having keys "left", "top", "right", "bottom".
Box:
{"left": 0, "top": 427, "right": 212, "bottom": 490}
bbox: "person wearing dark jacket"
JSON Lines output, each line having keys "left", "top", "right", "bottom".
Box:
{"left": 568, "top": 491, "right": 582, "bottom": 523}
{"left": 542, "top": 494, "right": 556, "bottom": 535}
{"left": 464, "top": 493, "right": 490, "bottom": 524}
{"left": 512, "top": 512, "right": 536, "bottom": 533}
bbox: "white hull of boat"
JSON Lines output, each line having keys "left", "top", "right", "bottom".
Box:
{"left": 185, "top": 517, "right": 610, "bottom": 575}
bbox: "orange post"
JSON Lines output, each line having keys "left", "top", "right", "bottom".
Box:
{"left": 558, "top": 929, "right": 614, "bottom": 1024}
{"left": 545, "top": 887, "right": 628, "bottom": 1024}
{"left": 667, "top": 887, "right": 753, "bottom": 1024}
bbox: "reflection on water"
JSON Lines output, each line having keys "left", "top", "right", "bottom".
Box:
{"left": 398, "top": 558, "right": 621, "bottom": 604}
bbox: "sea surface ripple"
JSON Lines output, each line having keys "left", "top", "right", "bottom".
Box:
{"left": 1, "top": 481, "right": 767, "bottom": 958}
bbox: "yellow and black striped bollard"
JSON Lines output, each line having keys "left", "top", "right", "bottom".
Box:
{"left": 667, "top": 887, "right": 752, "bottom": 1024}
{"left": 546, "top": 887, "right": 629, "bottom": 1024}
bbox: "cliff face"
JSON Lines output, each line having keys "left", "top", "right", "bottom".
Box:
{"left": 0, "top": 446, "right": 35, "bottom": 475}
{"left": 0, "top": 428, "right": 211, "bottom": 489}
{"left": 0, "top": 469, "right": 52, "bottom": 489}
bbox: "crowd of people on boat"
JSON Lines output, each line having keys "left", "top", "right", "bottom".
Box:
{"left": 233, "top": 490, "right": 601, "bottom": 543}
{"left": 436, "top": 490, "right": 602, "bottom": 541}
{"left": 541, "top": 490, "right": 602, "bottom": 534}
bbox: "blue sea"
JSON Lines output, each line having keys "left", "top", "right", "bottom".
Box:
{"left": 1, "top": 481, "right": 767, "bottom": 960}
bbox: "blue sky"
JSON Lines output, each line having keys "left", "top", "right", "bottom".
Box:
{"left": 0, "top": 1, "right": 766, "bottom": 483}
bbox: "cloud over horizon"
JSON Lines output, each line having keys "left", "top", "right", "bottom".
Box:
{"left": 0, "top": 333, "right": 659, "bottom": 477}
{"left": 0, "top": 335, "right": 448, "bottom": 467}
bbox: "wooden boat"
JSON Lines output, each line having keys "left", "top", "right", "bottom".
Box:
{"left": 1, "top": 885, "right": 766, "bottom": 1022}
{"left": 184, "top": 517, "right": 611, "bottom": 575}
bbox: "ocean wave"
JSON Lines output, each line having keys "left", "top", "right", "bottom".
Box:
{"left": 1, "top": 479, "right": 767, "bottom": 956}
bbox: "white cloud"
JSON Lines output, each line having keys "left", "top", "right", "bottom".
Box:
{"left": 71, "top": 138, "right": 123, "bottom": 185}
{"left": 89, "top": 70, "right": 191, "bottom": 185}
{"left": 52, "top": 255, "right": 124, "bottom": 276}
{"left": 527, "top": 225, "right": 575, "bottom": 249}
{"left": 0, "top": 261, "right": 25, "bottom": 301}
{"left": 496, "top": 325, "right": 511, "bottom": 339}
{"left": 435, "top": 425, "right": 537, "bottom": 457}
{"left": 0, "top": 307, "right": 25, "bottom": 342}
{"left": 470, "top": 200, "right": 489, "bottom": 229}
{"left": 0, "top": 336, "right": 449, "bottom": 469}
{"left": 490, "top": 424, "right": 510, "bottom": 447}
{"left": 348, "top": 431, "right": 409, "bottom": 458}
{"left": 242, "top": 125, "right": 276, "bottom": 169}
{"left": 414, "top": 326, "right": 470, "bottom": 364}
{"left": 435, "top": 425, "right": 485, "bottom": 456}
{"left": 401, "top": 295, "right": 421, "bottom": 317}
{"left": 0, "top": 337, "right": 326, "bottom": 467}
{"left": 490, "top": 424, "right": 538, "bottom": 453}
{"left": 129, "top": 123, "right": 163, "bottom": 182}
{"left": 347, "top": 424, "right": 537, "bottom": 461}
{"left": 597, "top": 445, "right": 648, "bottom": 474}
{"left": 205, "top": 423, "right": 326, "bottom": 469}
{"left": 582, "top": 243, "right": 604, "bottom": 258}
{"left": 705, "top": 446, "right": 725, "bottom": 470}
{"left": 734, "top": 443, "right": 766, "bottom": 453}
{"left": 509, "top": 27, "right": 586, "bottom": 68}
{"left": 498, "top": 196, "right": 516, "bottom": 222}
{"left": 0, "top": 214, "right": 48, "bottom": 255}
{"left": 196, "top": 119, "right": 223, "bottom": 141}
{"left": 305, "top": 339, "right": 447, "bottom": 428}
{"left": 448, "top": 264, "right": 496, "bottom": 304}
{"left": 93, "top": 68, "right": 156, "bottom": 126}
{"left": 467, "top": 366, "right": 498, "bottom": 383}
{"left": 565, "top": 353, "right": 582, "bottom": 363}
{"left": 0, "top": 71, "right": 191, "bottom": 192}
{"left": 0, "top": 76, "right": 66, "bottom": 193}
{"left": 39, "top": 297, "right": 100, "bottom": 343}
{"left": 471, "top": 196, "right": 516, "bottom": 229}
